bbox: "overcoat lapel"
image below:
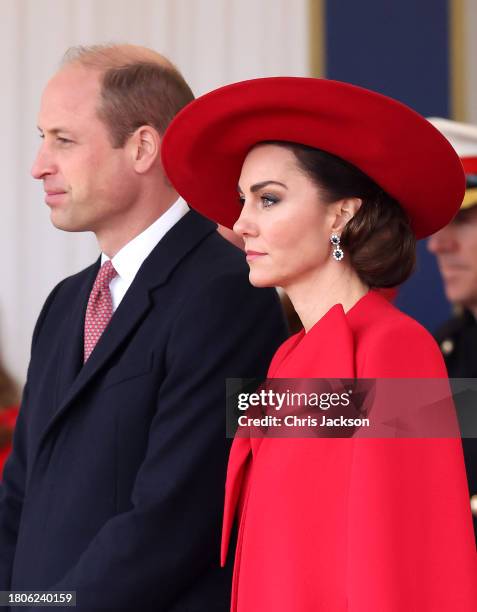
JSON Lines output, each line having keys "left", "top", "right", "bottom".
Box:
{"left": 57, "top": 281, "right": 153, "bottom": 415}
{"left": 55, "top": 260, "right": 100, "bottom": 407}
{"left": 35, "top": 210, "right": 216, "bottom": 458}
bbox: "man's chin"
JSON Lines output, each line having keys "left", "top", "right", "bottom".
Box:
{"left": 444, "top": 287, "right": 477, "bottom": 311}
{"left": 51, "top": 216, "right": 90, "bottom": 232}
{"left": 50, "top": 214, "right": 89, "bottom": 233}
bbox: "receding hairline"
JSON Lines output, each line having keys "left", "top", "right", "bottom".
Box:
{"left": 61, "top": 43, "right": 176, "bottom": 72}
{"left": 56, "top": 43, "right": 194, "bottom": 148}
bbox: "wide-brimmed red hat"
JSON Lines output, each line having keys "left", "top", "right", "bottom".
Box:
{"left": 161, "top": 77, "right": 464, "bottom": 239}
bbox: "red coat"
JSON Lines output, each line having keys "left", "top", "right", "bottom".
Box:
{"left": 222, "top": 291, "right": 476, "bottom": 611}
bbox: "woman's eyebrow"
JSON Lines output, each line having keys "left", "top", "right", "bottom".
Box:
{"left": 237, "top": 180, "right": 288, "bottom": 193}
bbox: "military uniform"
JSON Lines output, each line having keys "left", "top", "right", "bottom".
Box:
{"left": 428, "top": 117, "right": 477, "bottom": 545}
{"left": 435, "top": 310, "right": 477, "bottom": 542}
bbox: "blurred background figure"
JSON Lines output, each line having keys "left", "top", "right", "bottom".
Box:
{"left": 0, "top": 358, "right": 19, "bottom": 478}
{"left": 427, "top": 117, "right": 477, "bottom": 540}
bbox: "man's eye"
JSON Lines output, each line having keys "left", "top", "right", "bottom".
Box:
{"left": 238, "top": 195, "right": 245, "bottom": 206}
{"left": 57, "top": 137, "right": 73, "bottom": 144}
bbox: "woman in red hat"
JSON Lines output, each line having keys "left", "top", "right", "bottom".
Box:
{"left": 162, "top": 78, "right": 477, "bottom": 611}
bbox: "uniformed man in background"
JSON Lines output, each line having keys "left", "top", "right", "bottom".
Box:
{"left": 427, "top": 117, "right": 477, "bottom": 542}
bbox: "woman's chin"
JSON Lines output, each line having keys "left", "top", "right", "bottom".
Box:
{"left": 248, "top": 270, "right": 277, "bottom": 288}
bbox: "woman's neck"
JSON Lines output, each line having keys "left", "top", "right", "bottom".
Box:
{"left": 283, "top": 262, "right": 369, "bottom": 332}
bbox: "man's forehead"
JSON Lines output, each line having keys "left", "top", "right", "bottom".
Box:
{"left": 453, "top": 205, "right": 477, "bottom": 225}
{"left": 39, "top": 65, "right": 100, "bottom": 119}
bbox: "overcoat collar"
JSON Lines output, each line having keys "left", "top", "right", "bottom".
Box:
{"left": 38, "top": 210, "right": 216, "bottom": 457}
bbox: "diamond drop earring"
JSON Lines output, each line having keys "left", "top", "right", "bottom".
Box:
{"left": 330, "top": 233, "right": 344, "bottom": 261}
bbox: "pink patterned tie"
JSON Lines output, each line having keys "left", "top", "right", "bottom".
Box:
{"left": 84, "top": 260, "right": 117, "bottom": 363}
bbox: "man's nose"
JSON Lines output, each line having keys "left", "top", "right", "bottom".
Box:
{"left": 427, "top": 226, "right": 458, "bottom": 254}
{"left": 31, "top": 143, "right": 55, "bottom": 179}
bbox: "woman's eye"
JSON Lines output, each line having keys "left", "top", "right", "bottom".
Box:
{"left": 261, "top": 194, "right": 279, "bottom": 208}
{"left": 238, "top": 194, "right": 245, "bottom": 206}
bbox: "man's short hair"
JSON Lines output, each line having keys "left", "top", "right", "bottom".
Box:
{"left": 62, "top": 44, "right": 194, "bottom": 147}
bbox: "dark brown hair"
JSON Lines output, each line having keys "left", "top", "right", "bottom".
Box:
{"left": 266, "top": 142, "right": 416, "bottom": 288}
{"left": 63, "top": 45, "right": 194, "bottom": 147}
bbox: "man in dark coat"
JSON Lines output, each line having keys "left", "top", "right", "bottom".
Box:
{"left": 0, "top": 45, "right": 287, "bottom": 610}
{"left": 428, "top": 118, "right": 477, "bottom": 543}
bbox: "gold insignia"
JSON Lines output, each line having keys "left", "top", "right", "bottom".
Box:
{"left": 471, "top": 494, "right": 477, "bottom": 516}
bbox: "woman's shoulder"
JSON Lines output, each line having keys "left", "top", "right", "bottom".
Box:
{"left": 357, "top": 291, "right": 431, "bottom": 341}
{"left": 354, "top": 291, "right": 446, "bottom": 377}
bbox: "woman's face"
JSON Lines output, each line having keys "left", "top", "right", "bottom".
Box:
{"left": 234, "top": 144, "right": 337, "bottom": 288}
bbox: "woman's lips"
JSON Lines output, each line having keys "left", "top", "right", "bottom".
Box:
{"left": 246, "top": 250, "right": 267, "bottom": 261}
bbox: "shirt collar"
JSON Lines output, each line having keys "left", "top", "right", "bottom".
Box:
{"left": 101, "top": 197, "right": 189, "bottom": 284}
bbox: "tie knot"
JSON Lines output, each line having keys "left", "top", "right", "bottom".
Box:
{"left": 96, "top": 260, "right": 117, "bottom": 289}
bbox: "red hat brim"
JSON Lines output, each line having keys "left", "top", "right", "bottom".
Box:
{"left": 161, "top": 77, "right": 465, "bottom": 239}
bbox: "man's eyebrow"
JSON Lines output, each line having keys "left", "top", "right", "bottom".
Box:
{"left": 454, "top": 206, "right": 477, "bottom": 220}
{"left": 237, "top": 180, "right": 288, "bottom": 194}
{"left": 37, "top": 127, "right": 72, "bottom": 135}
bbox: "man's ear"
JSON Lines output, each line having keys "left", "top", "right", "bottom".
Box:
{"left": 127, "top": 125, "right": 161, "bottom": 173}
{"left": 330, "top": 197, "right": 363, "bottom": 233}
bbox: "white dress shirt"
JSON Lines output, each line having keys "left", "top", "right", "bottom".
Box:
{"left": 101, "top": 198, "right": 190, "bottom": 311}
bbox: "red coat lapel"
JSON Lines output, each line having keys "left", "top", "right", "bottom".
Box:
{"left": 221, "top": 304, "right": 356, "bottom": 564}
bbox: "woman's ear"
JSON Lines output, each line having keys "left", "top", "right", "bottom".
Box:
{"left": 330, "top": 197, "right": 362, "bottom": 233}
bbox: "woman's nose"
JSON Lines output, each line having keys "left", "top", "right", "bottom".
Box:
{"left": 233, "top": 203, "right": 259, "bottom": 238}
